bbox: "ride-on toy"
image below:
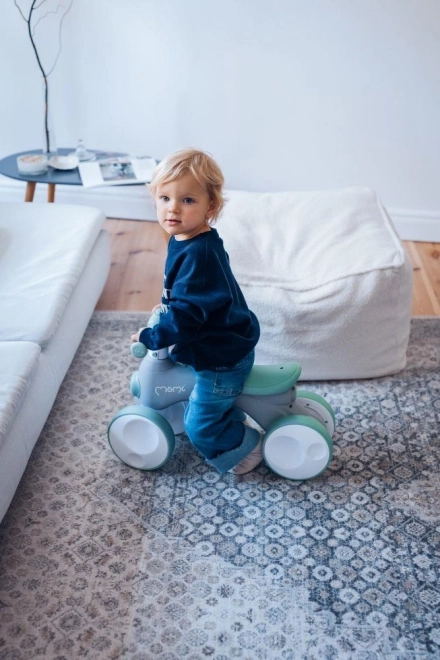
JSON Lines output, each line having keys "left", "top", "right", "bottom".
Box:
{"left": 108, "top": 312, "right": 335, "bottom": 480}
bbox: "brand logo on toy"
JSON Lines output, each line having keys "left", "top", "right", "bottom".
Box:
{"left": 155, "top": 385, "right": 186, "bottom": 396}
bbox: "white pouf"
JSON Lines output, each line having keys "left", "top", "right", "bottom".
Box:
{"left": 219, "top": 187, "right": 413, "bottom": 380}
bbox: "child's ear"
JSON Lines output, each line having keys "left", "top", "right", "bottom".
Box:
{"left": 206, "top": 201, "right": 217, "bottom": 219}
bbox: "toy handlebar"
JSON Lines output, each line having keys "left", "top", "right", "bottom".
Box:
{"left": 130, "top": 309, "right": 161, "bottom": 358}
{"left": 131, "top": 342, "right": 148, "bottom": 358}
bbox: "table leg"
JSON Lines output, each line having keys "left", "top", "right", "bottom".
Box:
{"left": 47, "top": 183, "right": 56, "bottom": 203}
{"left": 25, "top": 181, "right": 36, "bottom": 202}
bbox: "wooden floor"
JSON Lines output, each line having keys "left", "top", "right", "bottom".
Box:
{"left": 96, "top": 219, "right": 440, "bottom": 316}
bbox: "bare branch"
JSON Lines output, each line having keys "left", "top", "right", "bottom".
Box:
{"left": 23, "top": 0, "right": 51, "bottom": 151}
{"left": 32, "top": 5, "right": 65, "bottom": 37}
{"left": 13, "top": 0, "right": 27, "bottom": 21}
{"left": 26, "top": 1, "right": 47, "bottom": 79}
{"left": 14, "top": 0, "right": 74, "bottom": 152}
{"left": 45, "top": 1, "right": 74, "bottom": 77}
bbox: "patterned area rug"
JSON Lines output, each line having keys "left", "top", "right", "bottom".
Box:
{"left": 0, "top": 313, "right": 439, "bottom": 660}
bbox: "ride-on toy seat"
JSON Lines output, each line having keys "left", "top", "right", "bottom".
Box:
{"left": 108, "top": 312, "right": 336, "bottom": 480}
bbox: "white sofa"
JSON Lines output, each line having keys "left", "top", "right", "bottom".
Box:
{"left": 0, "top": 202, "right": 110, "bottom": 522}
{"left": 220, "top": 187, "right": 413, "bottom": 379}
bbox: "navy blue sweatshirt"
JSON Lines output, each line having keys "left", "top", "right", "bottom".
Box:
{"left": 139, "top": 228, "right": 260, "bottom": 371}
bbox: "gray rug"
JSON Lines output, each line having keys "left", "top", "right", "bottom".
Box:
{"left": 1, "top": 313, "right": 439, "bottom": 660}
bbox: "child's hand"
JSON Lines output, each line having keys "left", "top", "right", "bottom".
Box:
{"left": 131, "top": 328, "right": 147, "bottom": 343}
{"left": 151, "top": 303, "right": 162, "bottom": 313}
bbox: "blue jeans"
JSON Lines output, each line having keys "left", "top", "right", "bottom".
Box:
{"left": 183, "top": 350, "right": 260, "bottom": 473}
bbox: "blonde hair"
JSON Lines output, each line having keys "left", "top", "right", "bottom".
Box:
{"left": 149, "top": 148, "right": 225, "bottom": 222}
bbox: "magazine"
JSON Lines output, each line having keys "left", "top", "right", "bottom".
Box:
{"left": 79, "top": 155, "right": 156, "bottom": 188}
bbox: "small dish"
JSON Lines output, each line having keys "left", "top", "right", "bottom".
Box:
{"left": 17, "top": 153, "right": 48, "bottom": 175}
{"left": 48, "top": 155, "right": 79, "bottom": 170}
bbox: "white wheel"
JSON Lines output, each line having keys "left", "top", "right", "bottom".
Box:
{"left": 108, "top": 405, "right": 175, "bottom": 470}
{"left": 263, "top": 415, "right": 332, "bottom": 480}
{"left": 292, "top": 391, "right": 336, "bottom": 437}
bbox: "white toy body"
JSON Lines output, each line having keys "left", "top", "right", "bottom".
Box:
{"left": 108, "top": 312, "right": 336, "bottom": 480}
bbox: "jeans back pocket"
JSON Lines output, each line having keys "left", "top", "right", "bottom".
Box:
{"left": 213, "top": 351, "right": 254, "bottom": 397}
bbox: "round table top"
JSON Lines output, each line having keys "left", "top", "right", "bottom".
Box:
{"left": 0, "top": 148, "right": 126, "bottom": 186}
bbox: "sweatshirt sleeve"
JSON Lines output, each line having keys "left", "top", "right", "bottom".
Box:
{"left": 139, "top": 240, "right": 233, "bottom": 350}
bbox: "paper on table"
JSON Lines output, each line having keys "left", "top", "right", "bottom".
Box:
{"left": 79, "top": 155, "right": 156, "bottom": 188}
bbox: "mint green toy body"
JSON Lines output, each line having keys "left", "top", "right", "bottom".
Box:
{"left": 108, "top": 312, "right": 336, "bottom": 480}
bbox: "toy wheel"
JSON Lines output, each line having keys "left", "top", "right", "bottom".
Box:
{"left": 108, "top": 405, "right": 175, "bottom": 470}
{"left": 263, "top": 415, "right": 332, "bottom": 480}
{"left": 293, "top": 390, "right": 336, "bottom": 437}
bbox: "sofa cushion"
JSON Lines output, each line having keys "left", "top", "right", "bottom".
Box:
{"left": 0, "top": 203, "right": 106, "bottom": 347}
{"left": 219, "top": 187, "right": 413, "bottom": 379}
{"left": 0, "top": 341, "right": 41, "bottom": 450}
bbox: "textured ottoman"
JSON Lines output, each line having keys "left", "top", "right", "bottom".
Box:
{"left": 219, "top": 187, "right": 413, "bottom": 380}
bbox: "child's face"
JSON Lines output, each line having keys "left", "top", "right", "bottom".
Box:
{"left": 154, "top": 174, "right": 215, "bottom": 241}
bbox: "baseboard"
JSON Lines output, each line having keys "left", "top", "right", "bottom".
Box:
{"left": 388, "top": 208, "right": 440, "bottom": 242}
{"left": 1, "top": 177, "right": 439, "bottom": 241}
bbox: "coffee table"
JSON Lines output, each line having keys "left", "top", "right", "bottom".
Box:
{"left": 0, "top": 148, "right": 124, "bottom": 202}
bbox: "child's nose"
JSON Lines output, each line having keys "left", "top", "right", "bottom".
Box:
{"left": 169, "top": 199, "right": 180, "bottom": 213}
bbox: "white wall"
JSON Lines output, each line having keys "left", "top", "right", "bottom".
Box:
{"left": 1, "top": 0, "right": 439, "bottom": 240}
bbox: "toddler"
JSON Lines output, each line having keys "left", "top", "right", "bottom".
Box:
{"left": 131, "top": 148, "right": 262, "bottom": 474}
